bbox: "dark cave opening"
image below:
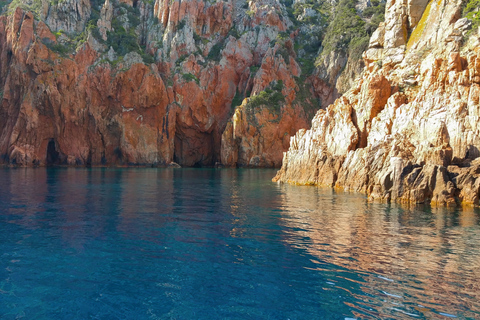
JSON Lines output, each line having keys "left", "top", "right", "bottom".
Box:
{"left": 173, "top": 127, "right": 219, "bottom": 167}
{"left": 46, "top": 139, "right": 60, "bottom": 166}
{"left": 192, "top": 162, "right": 202, "bottom": 168}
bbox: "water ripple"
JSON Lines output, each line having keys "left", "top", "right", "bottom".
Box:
{"left": 0, "top": 168, "right": 479, "bottom": 319}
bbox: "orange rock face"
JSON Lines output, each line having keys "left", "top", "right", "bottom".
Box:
{"left": 220, "top": 45, "right": 316, "bottom": 167}
{"left": 274, "top": 0, "right": 480, "bottom": 206}
{"left": 0, "top": 3, "right": 320, "bottom": 167}
{"left": 2, "top": 0, "right": 341, "bottom": 169}
{"left": 221, "top": 99, "right": 311, "bottom": 167}
{"left": 0, "top": 9, "right": 172, "bottom": 166}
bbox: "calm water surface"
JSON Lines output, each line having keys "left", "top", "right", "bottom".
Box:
{"left": 0, "top": 168, "right": 479, "bottom": 319}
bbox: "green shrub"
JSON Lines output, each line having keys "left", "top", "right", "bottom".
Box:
{"left": 141, "top": 51, "right": 155, "bottom": 64}
{"left": 276, "top": 31, "right": 289, "bottom": 42}
{"left": 463, "top": 0, "right": 480, "bottom": 36}
{"left": 277, "top": 47, "right": 290, "bottom": 62}
{"left": 91, "top": 0, "right": 103, "bottom": 10}
{"left": 321, "top": 0, "right": 367, "bottom": 54}
{"left": 231, "top": 91, "right": 244, "bottom": 109}
{"left": 119, "top": 2, "right": 139, "bottom": 14}
{"left": 8, "top": 0, "right": 43, "bottom": 16}
{"left": 54, "top": 29, "right": 64, "bottom": 39}
{"left": 176, "top": 54, "right": 188, "bottom": 67}
{"left": 228, "top": 27, "right": 240, "bottom": 39}
{"left": 74, "top": 18, "right": 100, "bottom": 47}
{"left": 127, "top": 12, "right": 141, "bottom": 28}
{"left": 45, "top": 41, "right": 74, "bottom": 57}
{"left": 177, "top": 20, "right": 186, "bottom": 31}
{"left": 207, "top": 41, "right": 224, "bottom": 61}
{"left": 102, "top": 14, "right": 156, "bottom": 64}
{"left": 0, "top": 0, "right": 9, "bottom": 12}
{"left": 362, "top": 1, "right": 385, "bottom": 19}
{"left": 107, "top": 18, "right": 140, "bottom": 56}
{"left": 320, "top": 0, "right": 384, "bottom": 62}
{"left": 298, "top": 57, "right": 315, "bottom": 79}
{"left": 463, "top": 0, "right": 480, "bottom": 17}
{"left": 182, "top": 73, "right": 199, "bottom": 84}
{"left": 246, "top": 80, "right": 285, "bottom": 115}
{"left": 303, "top": 41, "right": 322, "bottom": 54}
{"left": 193, "top": 32, "right": 201, "bottom": 43}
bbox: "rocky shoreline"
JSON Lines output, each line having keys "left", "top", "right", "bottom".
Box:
{"left": 1, "top": 0, "right": 480, "bottom": 206}
{"left": 274, "top": 0, "right": 480, "bottom": 207}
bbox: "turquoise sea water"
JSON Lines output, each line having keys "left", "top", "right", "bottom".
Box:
{"left": 0, "top": 168, "right": 479, "bottom": 319}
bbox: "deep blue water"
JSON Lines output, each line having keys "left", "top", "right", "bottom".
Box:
{"left": 1, "top": 168, "right": 480, "bottom": 319}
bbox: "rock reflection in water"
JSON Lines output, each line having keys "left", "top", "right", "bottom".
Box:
{"left": 276, "top": 184, "right": 480, "bottom": 319}
{"left": 1, "top": 168, "right": 480, "bottom": 319}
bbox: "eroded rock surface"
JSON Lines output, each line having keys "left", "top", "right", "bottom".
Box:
{"left": 0, "top": 0, "right": 385, "bottom": 167}
{"left": 274, "top": 0, "right": 480, "bottom": 206}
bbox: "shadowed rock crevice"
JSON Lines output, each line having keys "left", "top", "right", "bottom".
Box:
{"left": 46, "top": 139, "right": 60, "bottom": 166}
{"left": 173, "top": 126, "right": 217, "bottom": 167}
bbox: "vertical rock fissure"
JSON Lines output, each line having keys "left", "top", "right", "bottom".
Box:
{"left": 173, "top": 130, "right": 182, "bottom": 165}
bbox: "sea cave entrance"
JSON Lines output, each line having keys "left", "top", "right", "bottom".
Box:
{"left": 46, "top": 139, "right": 60, "bottom": 166}
{"left": 173, "top": 127, "right": 220, "bottom": 167}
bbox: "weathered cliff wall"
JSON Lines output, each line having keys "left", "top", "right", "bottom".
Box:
{"left": 0, "top": 9, "right": 171, "bottom": 166}
{"left": 0, "top": 0, "right": 383, "bottom": 167}
{"left": 274, "top": 0, "right": 480, "bottom": 206}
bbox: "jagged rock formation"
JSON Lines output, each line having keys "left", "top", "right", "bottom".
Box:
{"left": 220, "top": 45, "right": 314, "bottom": 167}
{"left": 0, "top": 0, "right": 383, "bottom": 167}
{"left": 43, "top": 0, "right": 92, "bottom": 33}
{"left": 274, "top": 0, "right": 480, "bottom": 206}
{"left": 0, "top": 9, "right": 170, "bottom": 166}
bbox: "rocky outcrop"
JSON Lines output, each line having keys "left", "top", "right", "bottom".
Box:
{"left": 0, "top": 0, "right": 310, "bottom": 167}
{"left": 0, "top": 9, "right": 170, "bottom": 165}
{"left": 0, "top": 0, "right": 383, "bottom": 167}
{"left": 274, "top": 0, "right": 480, "bottom": 206}
{"left": 221, "top": 99, "right": 309, "bottom": 167}
{"left": 97, "top": 0, "right": 113, "bottom": 41}
{"left": 43, "top": 0, "right": 92, "bottom": 34}
{"left": 220, "top": 43, "right": 316, "bottom": 167}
